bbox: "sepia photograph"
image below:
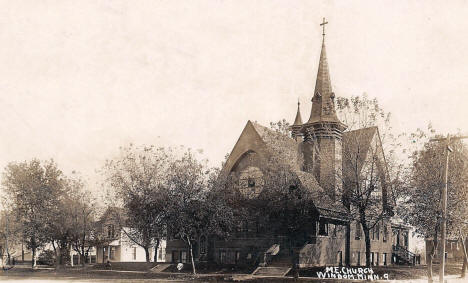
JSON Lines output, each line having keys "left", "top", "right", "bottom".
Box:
{"left": 0, "top": 1, "right": 467, "bottom": 282}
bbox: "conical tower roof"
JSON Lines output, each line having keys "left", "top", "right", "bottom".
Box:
{"left": 307, "top": 36, "right": 342, "bottom": 125}
{"left": 293, "top": 101, "right": 303, "bottom": 126}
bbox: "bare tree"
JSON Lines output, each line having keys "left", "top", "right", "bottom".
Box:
{"left": 336, "top": 95, "right": 406, "bottom": 267}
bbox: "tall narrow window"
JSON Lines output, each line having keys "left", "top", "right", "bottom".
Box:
{"left": 181, "top": 251, "right": 187, "bottom": 263}
{"left": 132, "top": 247, "right": 137, "bottom": 260}
{"left": 110, "top": 247, "right": 115, "bottom": 260}
{"left": 220, "top": 250, "right": 226, "bottom": 263}
{"left": 319, "top": 219, "right": 328, "bottom": 236}
{"left": 355, "top": 222, "right": 362, "bottom": 240}
{"left": 199, "top": 235, "right": 207, "bottom": 254}
{"left": 383, "top": 225, "right": 388, "bottom": 242}
{"left": 107, "top": 225, "right": 115, "bottom": 238}
{"left": 235, "top": 251, "right": 240, "bottom": 264}
{"left": 329, "top": 224, "right": 337, "bottom": 237}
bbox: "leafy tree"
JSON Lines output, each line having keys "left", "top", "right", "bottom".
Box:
{"left": 269, "top": 119, "right": 291, "bottom": 136}
{"left": 401, "top": 129, "right": 468, "bottom": 280}
{"left": 166, "top": 150, "right": 233, "bottom": 274}
{"left": 0, "top": 207, "right": 22, "bottom": 266}
{"left": 2, "top": 159, "right": 65, "bottom": 268}
{"left": 68, "top": 177, "right": 98, "bottom": 266}
{"left": 103, "top": 144, "right": 170, "bottom": 262}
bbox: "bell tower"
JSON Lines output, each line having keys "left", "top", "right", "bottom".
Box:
{"left": 301, "top": 18, "right": 347, "bottom": 201}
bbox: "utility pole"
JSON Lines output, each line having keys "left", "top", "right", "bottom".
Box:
{"left": 430, "top": 134, "right": 468, "bottom": 283}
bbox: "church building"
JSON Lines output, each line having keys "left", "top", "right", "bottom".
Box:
{"left": 165, "top": 20, "right": 415, "bottom": 270}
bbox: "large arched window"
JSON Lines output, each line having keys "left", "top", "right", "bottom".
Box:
{"left": 238, "top": 166, "right": 264, "bottom": 198}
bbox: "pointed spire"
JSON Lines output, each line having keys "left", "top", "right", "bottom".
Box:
{"left": 293, "top": 100, "right": 303, "bottom": 126}
{"left": 307, "top": 19, "right": 341, "bottom": 125}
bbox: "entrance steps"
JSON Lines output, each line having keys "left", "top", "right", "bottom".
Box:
{"left": 252, "top": 266, "right": 291, "bottom": 277}
{"left": 150, "top": 263, "right": 171, "bottom": 273}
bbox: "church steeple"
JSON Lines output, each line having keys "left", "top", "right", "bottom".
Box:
{"left": 301, "top": 18, "right": 346, "bottom": 202}
{"left": 307, "top": 19, "right": 341, "bottom": 125}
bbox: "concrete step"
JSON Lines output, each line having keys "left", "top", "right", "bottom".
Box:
{"left": 150, "top": 263, "right": 171, "bottom": 273}
{"left": 252, "top": 266, "right": 291, "bottom": 277}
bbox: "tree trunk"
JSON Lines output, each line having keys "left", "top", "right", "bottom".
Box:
{"left": 154, "top": 239, "right": 160, "bottom": 262}
{"left": 427, "top": 252, "right": 433, "bottom": 283}
{"left": 31, "top": 246, "right": 36, "bottom": 268}
{"left": 52, "top": 241, "right": 58, "bottom": 267}
{"left": 364, "top": 228, "right": 371, "bottom": 267}
{"left": 360, "top": 211, "right": 371, "bottom": 268}
{"left": 462, "top": 257, "right": 467, "bottom": 279}
{"left": 459, "top": 231, "right": 467, "bottom": 278}
{"left": 187, "top": 237, "right": 196, "bottom": 275}
{"left": 81, "top": 245, "right": 86, "bottom": 266}
{"left": 428, "top": 234, "right": 438, "bottom": 283}
{"left": 144, "top": 247, "right": 150, "bottom": 263}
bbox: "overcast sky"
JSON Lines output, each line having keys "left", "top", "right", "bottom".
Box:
{"left": 1, "top": 0, "right": 467, "bottom": 187}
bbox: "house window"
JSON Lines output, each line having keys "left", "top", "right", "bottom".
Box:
{"left": 383, "top": 253, "right": 387, "bottom": 265}
{"left": 376, "top": 252, "right": 379, "bottom": 266}
{"left": 319, "top": 219, "right": 328, "bottom": 236}
{"left": 403, "top": 231, "right": 409, "bottom": 247}
{"left": 158, "top": 245, "right": 164, "bottom": 261}
{"left": 355, "top": 222, "right": 362, "bottom": 240}
{"left": 110, "top": 247, "right": 115, "bottom": 260}
{"left": 107, "top": 225, "right": 115, "bottom": 238}
{"left": 357, "top": 251, "right": 361, "bottom": 266}
{"left": 132, "top": 247, "right": 137, "bottom": 260}
{"left": 371, "top": 252, "right": 374, "bottom": 266}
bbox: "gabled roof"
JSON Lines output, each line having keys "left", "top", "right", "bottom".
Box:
{"left": 342, "top": 126, "right": 378, "bottom": 172}
{"left": 250, "top": 121, "right": 302, "bottom": 170}
{"left": 97, "top": 206, "right": 127, "bottom": 226}
{"left": 223, "top": 120, "right": 347, "bottom": 215}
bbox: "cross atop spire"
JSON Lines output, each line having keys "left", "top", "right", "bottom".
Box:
{"left": 305, "top": 18, "right": 344, "bottom": 127}
{"left": 320, "top": 17, "right": 328, "bottom": 41}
